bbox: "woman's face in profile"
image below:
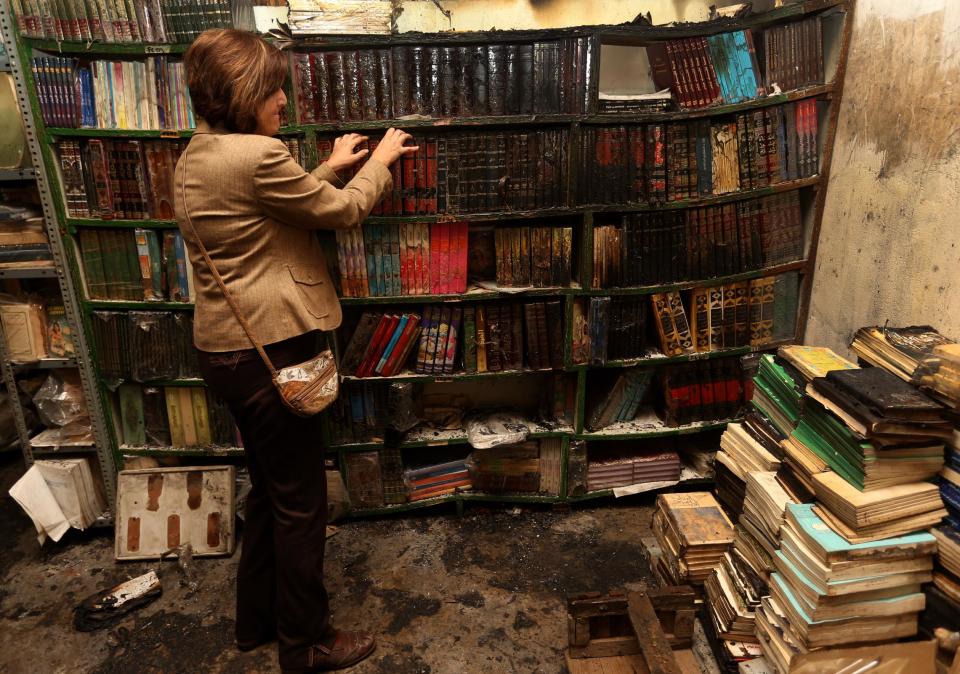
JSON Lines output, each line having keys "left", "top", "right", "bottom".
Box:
{"left": 256, "top": 88, "right": 287, "bottom": 136}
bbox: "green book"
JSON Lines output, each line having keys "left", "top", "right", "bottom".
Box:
{"left": 78, "top": 229, "right": 108, "bottom": 299}
{"left": 118, "top": 383, "right": 146, "bottom": 446}
{"left": 773, "top": 271, "right": 800, "bottom": 342}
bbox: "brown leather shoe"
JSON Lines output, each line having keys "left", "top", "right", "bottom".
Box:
{"left": 300, "top": 630, "right": 376, "bottom": 672}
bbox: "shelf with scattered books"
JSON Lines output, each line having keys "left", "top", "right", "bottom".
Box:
{"left": 341, "top": 431, "right": 568, "bottom": 511}
{"left": 119, "top": 445, "right": 245, "bottom": 458}
{"left": 327, "top": 373, "right": 574, "bottom": 449}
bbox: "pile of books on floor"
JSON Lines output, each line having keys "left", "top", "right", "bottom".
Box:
{"left": 586, "top": 450, "right": 680, "bottom": 491}
{"left": 851, "top": 324, "right": 954, "bottom": 383}
{"left": 757, "top": 503, "right": 935, "bottom": 674}
{"left": 919, "top": 343, "right": 960, "bottom": 410}
{"left": 714, "top": 420, "right": 782, "bottom": 518}
{"left": 652, "top": 491, "right": 733, "bottom": 586}
{"left": 703, "top": 549, "right": 764, "bottom": 655}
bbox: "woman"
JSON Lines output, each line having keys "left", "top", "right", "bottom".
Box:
{"left": 175, "top": 29, "right": 417, "bottom": 673}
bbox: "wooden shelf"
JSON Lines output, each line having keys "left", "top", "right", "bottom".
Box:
{"left": 331, "top": 421, "right": 573, "bottom": 452}
{"left": 580, "top": 261, "right": 807, "bottom": 297}
{"left": 67, "top": 217, "right": 180, "bottom": 230}
{"left": 84, "top": 299, "right": 194, "bottom": 310}
{"left": 341, "top": 366, "right": 563, "bottom": 384}
{"left": 119, "top": 445, "right": 244, "bottom": 457}
{"left": 576, "top": 416, "right": 737, "bottom": 441}
{"left": 340, "top": 284, "right": 580, "bottom": 306}
{"left": 567, "top": 469, "right": 714, "bottom": 503}
{"left": 580, "top": 340, "right": 794, "bottom": 370}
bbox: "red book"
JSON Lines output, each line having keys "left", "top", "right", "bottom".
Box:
{"left": 425, "top": 140, "right": 438, "bottom": 213}
{"left": 402, "top": 152, "right": 416, "bottom": 214}
{"left": 442, "top": 222, "right": 455, "bottom": 294}
{"left": 356, "top": 314, "right": 399, "bottom": 377}
{"left": 429, "top": 223, "right": 442, "bottom": 294}
{"left": 448, "top": 221, "right": 466, "bottom": 294}
{"left": 398, "top": 224, "right": 409, "bottom": 295}
{"left": 412, "top": 469, "right": 470, "bottom": 489}
{"left": 415, "top": 142, "right": 428, "bottom": 214}
{"left": 416, "top": 223, "right": 428, "bottom": 295}
{"left": 382, "top": 315, "right": 421, "bottom": 376}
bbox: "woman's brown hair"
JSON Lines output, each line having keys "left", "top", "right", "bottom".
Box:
{"left": 184, "top": 29, "right": 287, "bottom": 134}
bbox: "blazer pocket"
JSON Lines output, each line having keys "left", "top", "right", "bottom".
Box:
{"left": 287, "top": 265, "right": 330, "bottom": 319}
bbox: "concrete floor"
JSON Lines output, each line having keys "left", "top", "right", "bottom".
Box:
{"left": 0, "top": 453, "right": 721, "bottom": 674}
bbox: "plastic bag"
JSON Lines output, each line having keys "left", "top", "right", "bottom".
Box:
{"left": 465, "top": 410, "right": 529, "bottom": 449}
{"left": 387, "top": 382, "right": 419, "bottom": 433}
{"left": 32, "top": 372, "right": 88, "bottom": 428}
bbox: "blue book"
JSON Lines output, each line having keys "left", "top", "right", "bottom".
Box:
{"left": 349, "top": 389, "right": 365, "bottom": 423}
{"left": 375, "top": 314, "right": 409, "bottom": 374}
{"left": 77, "top": 67, "right": 97, "bottom": 127}
{"left": 363, "top": 225, "right": 380, "bottom": 296}
{"left": 705, "top": 34, "right": 736, "bottom": 104}
{"left": 729, "top": 30, "right": 761, "bottom": 102}
{"left": 694, "top": 119, "right": 713, "bottom": 195}
{"left": 171, "top": 232, "right": 189, "bottom": 298}
{"left": 786, "top": 503, "right": 936, "bottom": 563}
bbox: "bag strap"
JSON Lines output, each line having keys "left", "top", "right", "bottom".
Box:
{"left": 178, "top": 145, "right": 279, "bottom": 376}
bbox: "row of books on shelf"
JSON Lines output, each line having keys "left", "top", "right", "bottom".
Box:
{"left": 319, "top": 129, "right": 568, "bottom": 214}
{"left": 292, "top": 38, "right": 593, "bottom": 123}
{"left": 334, "top": 222, "right": 574, "bottom": 298}
{"left": 91, "top": 310, "right": 198, "bottom": 383}
{"left": 579, "top": 101, "right": 820, "bottom": 205}
{"left": 344, "top": 439, "right": 567, "bottom": 508}
{"left": 12, "top": 0, "right": 232, "bottom": 43}
{"left": 334, "top": 221, "right": 469, "bottom": 297}
{"left": 57, "top": 137, "right": 306, "bottom": 220}
{"left": 591, "top": 191, "right": 802, "bottom": 287}
{"left": 32, "top": 56, "right": 195, "bottom": 130}
{"left": 340, "top": 300, "right": 566, "bottom": 378}
{"left": 571, "top": 273, "right": 798, "bottom": 364}
{"left": 647, "top": 18, "right": 824, "bottom": 111}
{"left": 115, "top": 383, "right": 236, "bottom": 448}
{"left": 78, "top": 228, "right": 194, "bottom": 302}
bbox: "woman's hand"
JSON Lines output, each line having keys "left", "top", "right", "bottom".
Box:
{"left": 326, "top": 133, "right": 370, "bottom": 172}
{"left": 370, "top": 128, "right": 419, "bottom": 167}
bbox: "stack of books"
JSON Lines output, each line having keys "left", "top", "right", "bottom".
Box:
{"left": 405, "top": 460, "right": 472, "bottom": 502}
{"left": 586, "top": 450, "right": 680, "bottom": 491}
{"left": 757, "top": 503, "right": 935, "bottom": 674}
{"left": 786, "top": 371, "right": 947, "bottom": 494}
{"left": 652, "top": 492, "right": 734, "bottom": 586}
{"left": 918, "top": 343, "right": 960, "bottom": 409}
{"left": 752, "top": 354, "right": 804, "bottom": 436}
{"left": 704, "top": 549, "right": 765, "bottom": 646}
{"left": 811, "top": 471, "right": 946, "bottom": 543}
{"left": 741, "top": 472, "right": 795, "bottom": 568}
{"left": 925, "top": 435, "right": 960, "bottom": 648}
{"left": 714, "top": 420, "right": 782, "bottom": 518}
{"left": 851, "top": 325, "right": 953, "bottom": 383}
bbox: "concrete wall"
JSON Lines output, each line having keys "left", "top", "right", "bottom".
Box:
{"left": 805, "top": 0, "right": 960, "bottom": 353}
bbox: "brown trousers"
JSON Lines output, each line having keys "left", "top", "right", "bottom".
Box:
{"left": 198, "top": 331, "right": 332, "bottom": 670}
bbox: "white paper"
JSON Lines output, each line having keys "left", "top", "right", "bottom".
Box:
{"left": 8, "top": 465, "right": 70, "bottom": 544}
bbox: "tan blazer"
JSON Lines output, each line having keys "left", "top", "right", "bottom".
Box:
{"left": 174, "top": 120, "right": 391, "bottom": 352}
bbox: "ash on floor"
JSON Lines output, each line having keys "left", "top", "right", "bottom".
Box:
{"left": 0, "top": 454, "right": 719, "bottom": 674}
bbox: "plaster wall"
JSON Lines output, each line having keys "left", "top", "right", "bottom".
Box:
{"left": 806, "top": 0, "right": 960, "bottom": 353}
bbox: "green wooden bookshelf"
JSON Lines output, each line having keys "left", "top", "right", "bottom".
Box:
{"left": 9, "top": 0, "right": 856, "bottom": 515}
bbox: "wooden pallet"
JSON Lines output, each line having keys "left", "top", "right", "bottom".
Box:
{"left": 567, "top": 587, "right": 697, "bottom": 674}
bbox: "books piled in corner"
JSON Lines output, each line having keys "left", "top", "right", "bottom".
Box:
{"left": 467, "top": 443, "right": 540, "bottom": 494}
{"left": 586, "top": 450, "right": 681, "bottom": 492}
{"left": 405, "top": 459, "right": 472, "bottom": 502}
{"left": 756, "top": 503, "right": 935, "bottom": 674}
{"left": 740, "top": 471, "right": 795, "bottom": 573}
{"left": 918, "top": 343, "right": 960, "bottom": 411}
{"left": 850, "top": 324, "right": 954, "bottom": 383}
{"left": 652, "top": 491, "right": 734, "bottom": 586}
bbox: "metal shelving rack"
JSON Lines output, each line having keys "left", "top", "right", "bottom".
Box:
{"left": 4, "top": 0, "right": 854, "bottom": 518}
{"left": 0, "top": 0, "right": 116, "bottom": 522}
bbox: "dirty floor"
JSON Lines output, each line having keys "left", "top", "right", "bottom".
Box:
{"left": 0, "top": 453, "right": 721, "bottom": 674}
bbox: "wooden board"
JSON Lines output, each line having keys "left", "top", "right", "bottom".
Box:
{"left": 565, "top": 650, "right": 701, "bottom": 674}
{"left": 115, "top": 466, "right": 235, "bottom": 560}
{"left": 627, "top": 592, "right": 682, "bottom": 674}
